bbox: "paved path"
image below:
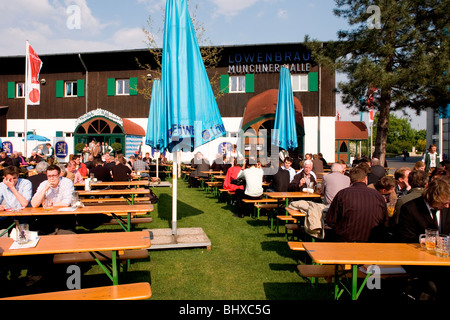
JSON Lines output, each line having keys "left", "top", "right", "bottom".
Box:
{"left": 386, "top": 156, "right": 422, "bottom": 169}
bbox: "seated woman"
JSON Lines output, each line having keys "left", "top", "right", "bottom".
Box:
{"left": 223, "top": 157, "right": 244, "bottom": 193}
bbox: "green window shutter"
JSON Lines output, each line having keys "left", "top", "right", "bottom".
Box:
{"left": 7, "top": 131, "right": 14, "bottom": 137}
{"left": 220, "top": 75, "right": 229, "bottom": 93}
{"left": 245, "top": 74, "right": 254, "bottom": 93}
{"left": 107, "top": 78, "right": 116, "bottom": 96}
{"left": 308, "top": 72, "right": 318, "bottom": 92}
{"left": 8, "top": 82, "right": 15, "bottom": 98}
{"left": 129, "top": 77, "right": 138, "bottom": 96}
{"left": 77, "top": 79, "right": 85, "bottom": 97}
{"left": 27, "top": 131, "right": 33, "bottom": 135}
{"left": 56, "top": 80, "right": 64, "bottom": 98}
{"left": 56, "top": 131, "right": 63, "bottom": 137}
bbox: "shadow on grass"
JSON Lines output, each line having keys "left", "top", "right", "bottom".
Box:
{"left": 80, "top": 270, "right": 151, "bottom": 288}
{"left": 263, "top": 282, "right": 333, "bottom": 300}
{"left": 261, "top": 240, "right": 297, "bottom": 260}
{"left": 156, "top": 193, "right": 205, "bottom": 224}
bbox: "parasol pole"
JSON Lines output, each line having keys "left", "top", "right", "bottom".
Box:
{"left": 172, "top": 149, "right": 178, "bottom": 235}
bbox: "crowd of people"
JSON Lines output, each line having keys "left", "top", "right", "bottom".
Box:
{"left": 1, "top": 140, "right": 449, "bottom": 298}
{"left": 187, "top": 145, "right": 450, "bottom": 300}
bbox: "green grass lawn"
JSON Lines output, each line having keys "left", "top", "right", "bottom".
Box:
{"left": 82, "top": 179, "right": 333, "bottom": 300}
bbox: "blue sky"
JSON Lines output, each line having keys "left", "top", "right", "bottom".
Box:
{"left": 0, "top": 0, "right": 425, "bottom": 129}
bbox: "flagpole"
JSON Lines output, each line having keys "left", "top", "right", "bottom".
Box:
{"left": 24, "top": 41, "right": 28, "bottom": 157}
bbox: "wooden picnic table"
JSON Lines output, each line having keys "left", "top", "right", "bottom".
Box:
{"left": 201, "top": 170, "right": 222, "bottom": 181}
{"left": 74, "top": 180, "right": 149, "bottom": 188}
{"left": 302, "top": 242, "right": 450, "bottom": 300}
{"left": 264, "top": 191, "right": 322, "bottom": 207}
{"left": 0, "top": 204, "right": 153, "bottom": 233}
{"left": 78, "top": 188, "right": 150, "bottom": 205}
{"left": 0, "top": 230, "right": 151, "bottom": 285}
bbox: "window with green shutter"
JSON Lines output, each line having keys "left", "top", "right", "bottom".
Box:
{"left": 8, "top": 82, "right": 15, "bottom": 99}
{"left": 7, "top": 131, "right": 14, "bottom": 137}
{"left": 107, "top": 78, "right": 116, "bottom": 96}
{"left": 56, "top": 131, "right": 63, "bottom": 137}
{"left": 129, "top": 77, "right": 138, "bottom": 96}
{"left": 220, "top": 75, "right": 229, "bottom": 93}
{"left": 77, "top": 79, "right": 85, "bottom": 97}
{"left": 308, "top": 72, "right": 318, "bottom": 92}
{"left": 56, "top": 80, "right": 64, "bottom": 98}
{"left": 245, "top": 74, "right": 254, "bottom": 93}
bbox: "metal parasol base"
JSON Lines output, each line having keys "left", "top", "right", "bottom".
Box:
{"left": 145, "top": 227, "right": 211, "bottom": 250}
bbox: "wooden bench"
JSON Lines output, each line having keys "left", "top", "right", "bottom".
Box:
{"left": 288, "top": 241, "right": 305, "bottom": 251}
{"left": 0, "top": 282, "right": 152, "bottom": 300}
{"left": 53, "top": 249, "right": 149, "bottom": 265}
{"left": 276, "top": 215, "right": 298, "bottom": 233}
{"left": 103, "top": 217, "right": 153, "bottom": 226}
{"left": 81, "top": 197, "right": 151, "bottom": 204}
{"left": 297, "top": 264, "right": 410, "bottom": 284}
{"left": 241, "top": 198, "right": 278, "bottom": 220}
{"left": 218, "top": 188, "right": 234, "bottom": 204}
{"left": 205, "top": 181, "right": 223, "bottom": 195}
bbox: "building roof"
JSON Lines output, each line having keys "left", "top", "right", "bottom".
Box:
{"left": 335, "top": 121, "right": 368, "bottom": 140}
{"left": 242, "top": 89, "right": 304, "bottom": 127}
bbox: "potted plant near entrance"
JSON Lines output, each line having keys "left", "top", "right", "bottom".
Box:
{"left": 75, "top": 142, "right": 85, "bottom": 154}
{"left": 111, "top": 142, "right": 122, "bottom": 156}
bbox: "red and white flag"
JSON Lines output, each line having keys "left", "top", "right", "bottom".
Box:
{"left": 25, "top": 41, "right": 43, "bottom": 105}
{"left": 336, "top": 108, "right": 341, "bottom": 121}
{"left": 369, "top": 109, "right": 374, "bottom": 123}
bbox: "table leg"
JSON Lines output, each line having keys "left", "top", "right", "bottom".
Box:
{"left": 352, "top": 264, "right": 357, "bottom": 300}
{"left": 112, "top": 250, "right": 119, "bottom": 286}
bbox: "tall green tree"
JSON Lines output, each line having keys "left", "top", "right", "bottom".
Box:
{"left": 306, "top": 0, "right": 449, "bottom": 165}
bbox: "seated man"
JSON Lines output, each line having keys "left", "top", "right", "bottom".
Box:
{"left": 325, "top": 166, "right": 389, "bottom": 242}
{"left": 368, "top": 175, "right": 397, "bottom": 207}
{"left": 289, "top": 159, "right": 316, "bottom": 191}
{"left": 367, "top": 157, "right": 386, "bottom": 185}
{"left": 320, "top": 163, "right": 350, "bottom": 207}
{"left": 392, "top": 170, "right": 429, "bottom": 225}
{"left": 132, "top": 155, "right": 150, "bottom": 179}
{"left": 31, "top": 165, "right": 75, "bottom": 234}
{"left": 394, "top": 167, "right": 411, "bottom": 197}
{"left": 394, "top": 176, "right": 450, "bottom": 300}
{"left": 280, "top": 157, "right": 296, "bottom": 183}
{"left": 27, "top": 161, "right": 49, "bottom": 196}
{"left": 0, "top": 166, "right": 32, "bottom": 227}
{"left": 235, "top": 159, "right": 264, "bottom": 218}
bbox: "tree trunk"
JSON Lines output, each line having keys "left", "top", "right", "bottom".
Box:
{"left": 373, "top": 88, "right": 391, "bottom": 166}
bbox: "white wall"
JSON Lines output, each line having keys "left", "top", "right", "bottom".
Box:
{"left": 4, "top": 116, "right": 336, "bottom": 164}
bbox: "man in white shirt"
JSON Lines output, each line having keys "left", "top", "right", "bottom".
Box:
{"left": 280, "top": 157, "right": 296, "bottom": 183}
{"left": 31, "top": 165, "right": 75, "bottom": 234}
{"left": 0, "top": 166, "right": 32, "bottom": 227}
{"left": 234, "top": 159, "right": 264, "bottom": 218}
